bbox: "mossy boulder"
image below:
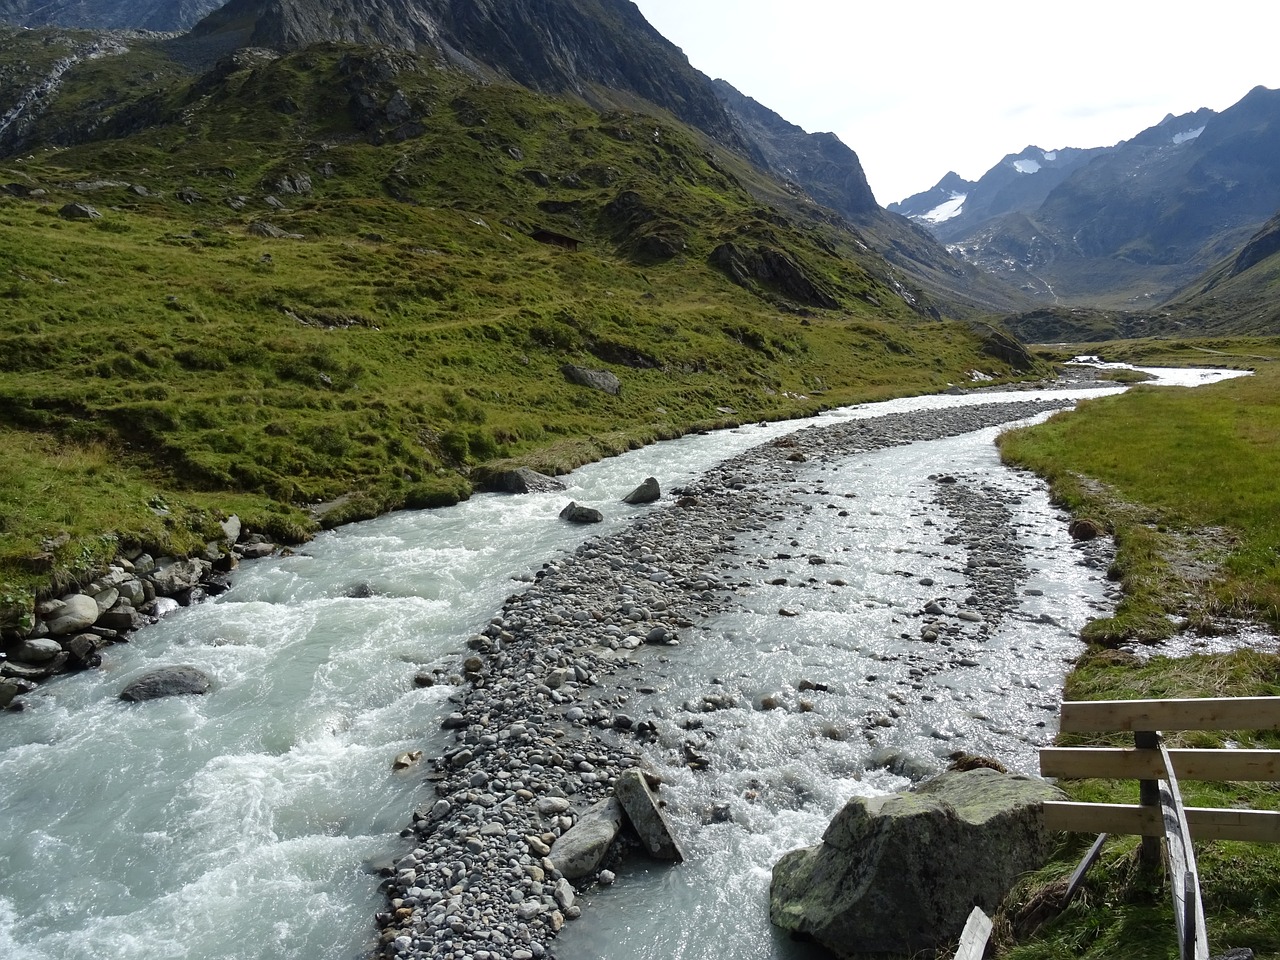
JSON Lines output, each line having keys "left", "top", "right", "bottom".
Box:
{"left": 770, "top": 768, "right": 1063, "bottom": 959}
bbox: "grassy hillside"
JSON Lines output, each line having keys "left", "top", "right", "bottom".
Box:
{"left": 999, "top": 355, "right": 1280, "bottom": 642}
{"left": 0, "top": 36, "right": 1036, "bottom": 614}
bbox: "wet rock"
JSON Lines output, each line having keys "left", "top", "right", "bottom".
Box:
{"left": 97, "top": 603, "right": 142, "bottom": 633}
{"left": 1069, "top": 517, "right": 1104, "bottom": 541}
{"left": 614, "top": 769, "right": 684, "bottom": 862}
{"left": 63, "top": 632, "right": 111, "bottom": 668}
{"left": 1, "top": 676, "right": 40, "bottom": 707}
{"left": 147, "top": 557, "right": 210, "bottom": 595}
{"left": 119, "top": 665, "right": 213, "bottom": 702}
{"left": 14, "top": 637, "right": 63, "bottom": 664}
{"left": 548, "top": 797, "right": 624, "bottom": 879}
{"left": 622, "top": 477, "right": 661, "bottom": 505}
{"left": 45, "top": 594, "right": 100, "bottom": 636}
{"left": 770, "top": 769, "right": 1063, "bottom": 958}
{"left": 559, "top": 502, "right": 603, "bottom": 524}
{"left": 490, "top": 467, "right": 567, "bottom": 494}
{"left": 392, "top": 750, "right": 423, "bottom": 771}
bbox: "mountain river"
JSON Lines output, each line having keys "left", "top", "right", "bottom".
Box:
{"left": 0, "top": 368, "right": 1244, "bottom": 960}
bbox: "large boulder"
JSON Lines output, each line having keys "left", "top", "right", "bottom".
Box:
{"left": 560, "top": 364, "right": 621, "bottom": 396}
{"left": 14, "top": 637, "right": 63, "bottom": 664}
{"left": 559, "top": 502, "right": 603, "bottom": 524}
{"left": 622, "top": 477, "right": 661, "bottom": 505}
{"left": 119, "top": 665, "right": 213, "bottom": 702}
{"left": 770, "top": 768, "right": 1063, "bottom": 959}
{"left": 489, "top": 467, "right": 567, "bottom": 494}
{"left": 45, "top": 594, "right": 101, "bottom": 636}
{"left": 614, "top": 769, "right": 684, "bottom": 861}
{"left": 147, "top": 557, "right": 210, "bottom": 595}
{"left": 549, "top": 797, "right": 624, "bottom": 880}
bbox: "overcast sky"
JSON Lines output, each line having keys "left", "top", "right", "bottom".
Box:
{"left": 630, "top": 0, "right": 1280, "bottom": 206}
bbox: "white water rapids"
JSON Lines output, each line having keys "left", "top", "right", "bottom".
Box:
{"left": 0, "top": 369, "right": 1242, "bottom": 960}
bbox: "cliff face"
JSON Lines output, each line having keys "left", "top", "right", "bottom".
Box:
{"left": 713, "top": 78, "right": 878, "bottom": 219}
{"left": 190, "top": 0, "right": 747, "bottom": 149}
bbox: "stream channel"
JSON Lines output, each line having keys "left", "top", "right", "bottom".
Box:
{"left": 0, "top": 368, "right": 1242, "bottom": 960}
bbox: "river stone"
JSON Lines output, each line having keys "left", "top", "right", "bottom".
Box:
{"left": 622, "top": 477, "right": 661, "bottom": 505}
{"left": 769, "top": 768, "right": 1064, "bottom": 959}
{"left": 118, "top": 577, "right": 147, "bottom": 607}
{"left": 560, "top": 364, "right": 621, "bottom": 396}
{"left": 148, "top": 557, "right": 210, "bottom": 595}
{"left": 1069, "top": 517, "right": 1104, "bottom": 541}
{"left": 559, "top": 502, "right": 603, "bottom": 525}
{"left": 548, "top": 797, "right": 624, "bottom": 879}
{"left": 64, "top": 632, "right": 111, "bottom": 665}
{"left": 119, "top": 665, "right": 213, "bottom": 702}
{"left": 98, "top": 602, "right": 142, "bottom": 633}
{"left": 93, "top": 587, "right": 120, "bottom": 614}
{"left": 490, "top": 467, "right": 567, "bottom": 494}
{"left": 614, "top": 768, "right": 684, "bottom": 861}
{"left": 45, "top": 594, "right": 100, "bottom": 636}
{"left": 15, "top": 637, "right": 63, "bottom": 664}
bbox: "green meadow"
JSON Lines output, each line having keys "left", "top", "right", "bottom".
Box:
{"left": 996, "top": 344, "right": 1280, "bottom": 959}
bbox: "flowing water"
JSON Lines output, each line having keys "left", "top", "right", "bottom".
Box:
{"left": 0, "top": 369, "right": 1244, "bottom": 960}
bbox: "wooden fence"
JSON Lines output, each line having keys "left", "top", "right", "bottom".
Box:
{"left": 1039, "top": 696, "right": 1280, "bottom": 960}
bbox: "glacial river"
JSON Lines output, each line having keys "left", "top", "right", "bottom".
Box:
{"left": 0, "top": 368, "right": 1242, "bottom": 960}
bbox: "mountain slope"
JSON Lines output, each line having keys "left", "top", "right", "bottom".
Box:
{"left": 187, "top": 0, "right": 747, "bottom": 150}
{"left": 0, "top": 34, "right": 1046, "bottom": 598}
{"left": 933, "top": 88, "right": 1280, "bottom": 309}
{"left": 889, "top": 171, "right": 973, "bottom": 226}
{"left": 1165, "top": 209, "right": 1280, "bottom": 333}
{"left": 892, "top": 146, "right": 1107, "bottom": 242}
{"left": 712, "top": 78, "right": 877, "bottom": 217}
{"left": 0, "top": 0, "right": 220, "bottom": 31}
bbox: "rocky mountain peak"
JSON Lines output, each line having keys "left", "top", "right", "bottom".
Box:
{"left": 188, "top": 0, "right": 746, "bottom": 149}
{"left": 711, "top": 78, "right": 878, "bottom": 218}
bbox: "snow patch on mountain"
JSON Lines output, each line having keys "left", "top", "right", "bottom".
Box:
{"left": 1043, "top": 150, "right": 1058, "bottom": 161}
{"left": 1172, "top": 125, "right": 1206, "bottom": 145}
{"left": 919, "top": 193, "right": 966, "bottom": 224}
{"left": 1013, "top": 158, "right": 1041, "bottom": 174}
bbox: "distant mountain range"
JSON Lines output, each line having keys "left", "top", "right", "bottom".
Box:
{"left": 892, "top": 89, "right": 1280, "bottom": 310}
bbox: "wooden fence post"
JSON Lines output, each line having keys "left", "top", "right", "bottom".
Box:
{"left": 1136, "top": 730, "right": 1162, "bottom": 867}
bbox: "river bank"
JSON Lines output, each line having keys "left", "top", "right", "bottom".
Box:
{"left": 0, "top": 369, "right": 1114, "bottom": 708}
{"left": 375, "top": 397, "right": 1094, "bottom": 960}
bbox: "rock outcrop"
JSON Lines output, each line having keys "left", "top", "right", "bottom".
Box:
{"left": 770, "top": 768, "right": 1064, "bottom": 959}
{"left": 560, "top": 364, "right": 621, "bottom": 396}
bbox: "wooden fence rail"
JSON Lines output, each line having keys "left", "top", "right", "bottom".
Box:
{"left": 1040, "top": 696, "right": 1280, "bottom": 960}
